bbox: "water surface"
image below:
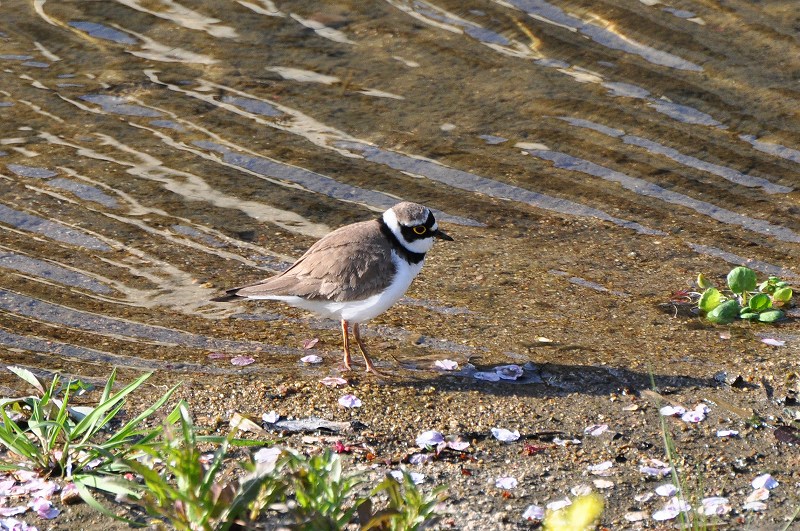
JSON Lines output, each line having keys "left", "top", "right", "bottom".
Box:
{"left": 0, "top": 0, "right": 798, "bottom": 385}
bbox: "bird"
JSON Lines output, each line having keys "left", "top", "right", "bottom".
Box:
{"left": 212, "top": 202, "right": 452, "bottom": 372}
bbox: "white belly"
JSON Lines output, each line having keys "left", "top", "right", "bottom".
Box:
{"left": 259, "top": 253, "right": 423, "bottom": 323}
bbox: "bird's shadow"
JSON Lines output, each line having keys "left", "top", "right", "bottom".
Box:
{"left": 346, "top": 360, "right": 727, "bottom": 399}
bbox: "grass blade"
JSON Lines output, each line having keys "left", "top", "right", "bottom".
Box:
{"left": 6, "top": 366, "right": 44, "bottom": 394}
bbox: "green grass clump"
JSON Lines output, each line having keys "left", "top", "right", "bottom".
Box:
{"left": 0, "top": 366, "right": 178, "bottom": 477}
{"left": 111, "top": 406, "right": 446, "bottom": 530}
{"left": 1, "top": 368, "right": 446, "bottom": 530}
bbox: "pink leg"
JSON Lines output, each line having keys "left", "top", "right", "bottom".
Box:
{"left": 353, "top": 323, "right": 379, "bottom": 373}
{"left": 341, "top": 319, "right": 352, "bottom": 371}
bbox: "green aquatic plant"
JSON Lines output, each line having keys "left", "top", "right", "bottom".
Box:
{"left": 695, "top": 267, "right": 792, "bottom": 324}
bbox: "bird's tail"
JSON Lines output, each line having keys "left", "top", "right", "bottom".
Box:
{"left": 210, "top": 290, "right": 240, "bottom": 302}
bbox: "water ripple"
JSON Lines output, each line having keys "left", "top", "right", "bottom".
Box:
{"left": 523, "top": 147, "right": 800, "bottom": 243}
{"left": 0, "top": 252, "right": 113, "bottom": 294}
{"left": 337, "top": 140, "right": 662, "bottom": 235}
{"left": 499, "top": 0, "right": 703, "bottom": 71}
{"left": 0, "top": 328, "right": 273, "bottom": 375}
{"left": 0, "top": 203, "right": 111, "bottom": 251}
{"left": 559, "top": 117, "right": 792, "bottom": 194}
{"left": 0, "top": 289, "right": 289, "bottom": 354}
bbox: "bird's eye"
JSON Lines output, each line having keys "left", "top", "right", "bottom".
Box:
{"left": 413, "top": 226, "right": 427, "bottom": 235}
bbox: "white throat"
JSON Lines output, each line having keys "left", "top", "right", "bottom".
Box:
{"left": 383, "top": 208, "right": 435, "bottom": 254}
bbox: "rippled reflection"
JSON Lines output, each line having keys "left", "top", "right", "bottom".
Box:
{"left": 0, "top": 0, "right": 798, "bottom": 383}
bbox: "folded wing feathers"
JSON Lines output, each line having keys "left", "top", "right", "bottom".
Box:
{"left": 227, "top": 220, "right": 397, "bottom": 302}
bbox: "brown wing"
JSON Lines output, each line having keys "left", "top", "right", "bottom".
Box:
{"left": 231, "top": 220, "right": 397, "bottom": 302}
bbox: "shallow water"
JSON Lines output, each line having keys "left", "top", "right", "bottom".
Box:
{"left": 0, "top": 0, "right": 798, "bottom": 385}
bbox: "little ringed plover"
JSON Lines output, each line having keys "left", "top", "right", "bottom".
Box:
{"left": 212, "top": 202, "right": 452, "bottom": 372}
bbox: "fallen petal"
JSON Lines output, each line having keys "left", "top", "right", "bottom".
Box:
{"left": 231, "top": 355, "right": 255, "bottom": 366}
{"left": 522, "top": 504, "right": 545, "bottom": 521}
{"left": 655, "top": 483, "right": 678, "bottom": 497}
{"left": 15, "top": 471, "right": 38, "bottom": 482}
{"left": 473, "top": 371, "right": 500, "bottom": 382}
{"left": 746, "top": 487, "right": 770, "bottom": 502}
{"left": 60, "top": 483, "right": 81, "bottom": 505}
{"left": 446, "top": 440, "right": 470, "bottom": 451}
{"left": 230, "top": 413, "right": 263, "bottom": 433}
{"left": 300, "top": 354, "right": 322, "bottom": 364}
{"left": 761, "top": 338, "right": 785, "bottom": 347}
{"left": 303, "top": 338, "right": 319, "bottom": 349}
{"left": 391, "top": 470, "right": 425, "bottom": 484}
{"left": 652, "top": 506, "right": 680, "bottom": 521}
{"left": 634, "top": 492, "right": 654, "bottom": 503}
{"left": 593, "top": 479, "right": 614, "bottom": 489}
{"left": 434, "top": 359, "right": 459, "bottom": 371}
{"left": 751, "top": 473, "right": 779, "bottom": 490}
{"left": 262, "top": 411, "right": 279, "bottom": 424}
{"left": 639, "top": 465, "right": 672, "bottom": 477}
{"left": 546, "top": 497, "right": 572, "bottom": 511}
{"left": 408, "top": 453, "right": 430, "bottom": 465}
{"left": 624, "top": 511, "right": 648, "bottom": 522}
{"left": 570, "top": 484, "right": 593, "bottom": 496}
{"left": 320, "top": 376, "right": 347, "bottom": 387}
{"left": 700, "top": 496, "right": 731, "bottom": 516}
{"left": 667, "top": 496, "right": 692, "bottom": 513}
{"left": 495, "top": 476, "right": 518, "bottom": 489}
{"left": 716, "top": 429, "right": 739, "bottom": 438}
{"left": 0, "top": 479, "right": 15, "bottom": 496}
{"left": 253, "top": 447, "right": 282, "bottom": 464}
{"left": 553, "top": 437, "right": 581, "bottom": 446}
{"left": 0, "top": 517, "right": 37, "bottom": 531}
{"left": 491, "top": 428, "right": 520, "bottom": 442}
{"left": 416, "top": 430, "right": 445, "bottom": 447}
{"left": 681, "top": 405, "right": 707, "bottom": 423}
{"left": 742, "top": 501, "right": 767, "bottom": 511}
{"left": 0, "top": 506, "right": 27, "bottom": 517}
{"left": 588, "top": 461, "right": 613, "bottom": 475}
{"left": 584, "top": 424, "right": 609, "bottom": 436}
{"left": 31, "top": 498, "right": 59, "bottom": 519}
{"left": 659, "top": 405, "right": 686, "bottom": 416}
{"left": 338, "top": 394, "right": 362, "bottom": 408}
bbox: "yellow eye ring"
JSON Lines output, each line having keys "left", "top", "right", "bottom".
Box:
{"left": 413, "top": 226, "right": 427, "bottom": 235}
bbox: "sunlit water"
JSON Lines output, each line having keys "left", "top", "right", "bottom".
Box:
{"left": 1, "top": 0, "right": 798, "bottom": 385}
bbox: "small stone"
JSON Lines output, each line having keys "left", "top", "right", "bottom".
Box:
{"left": 60, "top": 483, "right": 81, "bottom": 505}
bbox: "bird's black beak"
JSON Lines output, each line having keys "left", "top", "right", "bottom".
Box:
{"left": 434, "top": 228, "right": 453, "bottom": 241}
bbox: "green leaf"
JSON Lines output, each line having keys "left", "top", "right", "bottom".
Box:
{"left": 697, "top": 273, "right": 714, "bottom": 289}
{"left": 727, "top": 267, "right": 757, "bottom": 294}
{"left": 72, "top": 372, "right": 152, "bottom": 442}
{"left": 706, "top": 300, "right": 740, "bottom": 324}
{"left": 7, "top": 366, "right": 45, "bottom": 395}
{"left": 72, "top": 476, "right": 144, "bottom": 526}
{"left": 758, "top": 310, "right": 784, "bottom": 323}
{"left": 773, "top": 287, "right": 793, "bottom": 303}
{"left": 698, "top": 288, "right": 722, "bottom": 313}
{"left": 748, "top": 293, "right": 772, "bottom": 312}
{"left": 740, "top": 312, "right": 760, "bottom": 321}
